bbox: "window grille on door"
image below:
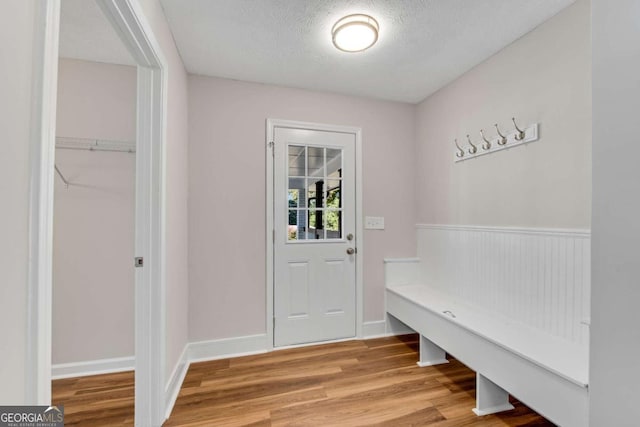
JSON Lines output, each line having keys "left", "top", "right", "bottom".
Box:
{"left": 287, "top": 145, "right": 343, "bottom": 241}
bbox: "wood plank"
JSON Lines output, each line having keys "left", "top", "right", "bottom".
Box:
{"left": 52, "top": 334, "right": 554, "bottom": 426}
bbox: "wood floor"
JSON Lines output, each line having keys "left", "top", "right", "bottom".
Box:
{"left": 53, "top": 334, "right": 554, "bottom": 426}
{"left": 53, "top": 369, "right": 134, "bottom": 425}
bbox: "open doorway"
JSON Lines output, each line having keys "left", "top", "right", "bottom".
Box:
{"left": 28, "top": 0, "right": 168, "bottom": 424}
{"left": 51, "top": 1, "right": 137, "bottom": 419}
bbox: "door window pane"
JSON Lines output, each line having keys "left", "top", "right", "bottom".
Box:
{"left": 307, "top": 147, "right": 324, "bottom": 177}
{"left": 325, "top": 210, "right": 342, "bottom": 239}
{"left": 326, "top": 180, "right": 341, "bottom": 209}
{"left": 288, "top": 209, "right": 298, "bottom": 240}
{"left": 326, "top": 149, "right": 342, "bottom": 176}
{"left": 288, "top": 145, "right": 306, "bottom": 177}
{"left": 288, "top": 209, "right": 312, "bottom": 241}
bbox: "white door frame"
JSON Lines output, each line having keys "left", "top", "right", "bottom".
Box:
{"left": 27, "top": 1, "right": 168, "bottom": 425}
{"left": 265, "top": 119, "right": 364, "bottom": 349}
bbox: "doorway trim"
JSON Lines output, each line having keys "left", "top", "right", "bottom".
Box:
{"left": 27, "top": 0, "right": 168, "bottom": 425}
{"left": 265, "top": 119, "right": 364, "bottom": 350}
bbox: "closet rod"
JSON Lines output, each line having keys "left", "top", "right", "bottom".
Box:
{"left": 55, "top": 136, "right": 136, "bottom": 153}
{"left": 57, "top": 145, "right": 135, "bottom": 153}
{"left": 54, "top": 164, "right": 69, "bottom": 189}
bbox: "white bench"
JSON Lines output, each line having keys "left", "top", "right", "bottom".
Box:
{"left": 385, "top": 258, "right": 589, "bottom": 427}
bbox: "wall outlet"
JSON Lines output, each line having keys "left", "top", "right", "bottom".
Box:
{"left": 364, "top": 216, "right": 385, "bottom": 230}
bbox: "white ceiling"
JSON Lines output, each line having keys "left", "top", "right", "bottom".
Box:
{"left": 59, "top": 0, "right": 575, "bottom": 103}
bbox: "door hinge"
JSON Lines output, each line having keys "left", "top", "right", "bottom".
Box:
{"left": 273, "top": 229, "right": 275, "bottom": 243}
{"left": 135, "top": 257, "right": 144, "bottom": 268}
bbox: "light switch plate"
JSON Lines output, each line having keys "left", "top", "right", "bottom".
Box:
{"left": 364, "top": 216, "right": 385, "bottom": 230}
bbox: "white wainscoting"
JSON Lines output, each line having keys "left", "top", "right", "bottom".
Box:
{"left": 416, "top": 224, "right": 591, "bottom": 345}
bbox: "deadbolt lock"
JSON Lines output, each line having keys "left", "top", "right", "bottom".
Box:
{"left": 347, "top": 233, "right": 354, "bottom": 241}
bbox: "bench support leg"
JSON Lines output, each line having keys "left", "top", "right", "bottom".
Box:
{"left": 472, "top": 373, "right": 515, "bottom": 416}
{"left": 417, "top": 334, "right": 449, "bottom": 367}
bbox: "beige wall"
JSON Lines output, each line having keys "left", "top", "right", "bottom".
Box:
{"left": 53, "top": 59, "right": 136, "bottom": 364}
{"left": 56, "top": 59, "right": 136, "bottom": 140}
{"left": 415, "top": 0, "right": 591, "bottom": 229}
{"left": 187, "top": 76, "right": 417, "bottom": 341}
{"left": 0, "top": 0, "right": 37, "bottom": 404}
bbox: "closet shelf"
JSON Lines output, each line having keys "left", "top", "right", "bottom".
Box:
{"left": 56, "top": 136, "right": 136, "bottom": 153}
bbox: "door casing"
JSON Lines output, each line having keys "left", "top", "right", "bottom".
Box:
{"left": 266, "top": 119, "right": 364, "bottom": 349}
{"left": 27, "top": 1, "right": 168, "bottom": 425}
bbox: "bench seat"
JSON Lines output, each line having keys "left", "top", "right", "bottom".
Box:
{"left": 386, "top": 283, "right": 589, "bottom": 427}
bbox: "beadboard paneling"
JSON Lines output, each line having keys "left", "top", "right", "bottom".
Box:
{"left": 416, "top": 225, "right": 590, "bottom": 345}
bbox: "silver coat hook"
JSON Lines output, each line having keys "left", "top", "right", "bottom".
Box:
{"left": 494, "top": 123, "right": 507, "bottom": 146}
{"left": 512, "top": 117, "right": 525, "bottom": 141}
{"left": 480, "top": 129, "right": 491, "bottom": 150}
{"left": 454, "top": 139, "right": 464, "bottom": 158}
{"left": 466, "top": 134, "right": 477, "bottom": 154}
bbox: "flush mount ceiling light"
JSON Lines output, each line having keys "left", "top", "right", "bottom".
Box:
{"left": 332, "top": 14, "right": 379, "bottom": 53}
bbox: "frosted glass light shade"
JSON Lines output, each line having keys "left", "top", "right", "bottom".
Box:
{"left": 332, "top": 14, "right": 379, "bottom": 52}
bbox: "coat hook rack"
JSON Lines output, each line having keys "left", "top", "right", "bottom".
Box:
{"left": 494, "top": 123, "right": 507, "bottom": 146}
{"left": 466, "top": 135, "right": 477, "bottom": 154}
{"left": 453, "top": 117, "right": 539, "bottom": 163}
{"left": 512, "top": 117, "right": 525, "bottom": 141}
{"left": 454, "top": 139, "right": 464, "bottom": 158}
{"left": 480, "top": 129, "right": 491, "bottom": 150}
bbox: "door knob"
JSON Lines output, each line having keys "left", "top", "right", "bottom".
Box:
{"left": 346, "top": 248, "right": 355, "bottom": 255}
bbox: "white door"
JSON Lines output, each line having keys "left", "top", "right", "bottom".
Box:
{"left": 273, "top": 127, "right": 357, "bottom": 347}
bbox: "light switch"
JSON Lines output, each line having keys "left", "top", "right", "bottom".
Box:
{"left": 364, "top": 216, "right": 385, "bottom": 230}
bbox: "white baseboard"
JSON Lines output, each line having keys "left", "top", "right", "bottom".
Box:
{"left": 363, "top": 317, "right": 415, "bottom": 339}
{"left": 52, "top": 356, "right": 134, "bottom": 379}
{"left": 363, "top": 320, "right": 387, "bottom": 338}
{"left": 187, "top": 334, "right": 269, "bottom": 363}
{"left": 165, "top": 345, "right": 190, "bottom": 420}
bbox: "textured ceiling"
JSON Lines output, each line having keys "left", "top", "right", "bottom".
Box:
{"left": 59, "top": 0, "right": 575, "bottom": 103}
{"left": 159, "top": 0, "right": 574, "bottom": 103}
